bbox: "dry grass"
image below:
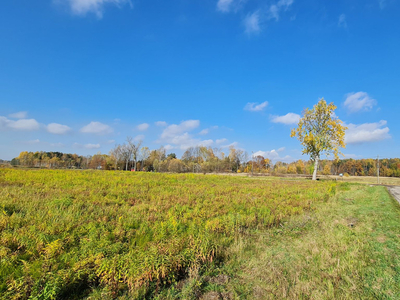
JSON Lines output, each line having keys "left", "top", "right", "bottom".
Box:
{"left": 324, "top": 175, "right": 400, "bottom": 186}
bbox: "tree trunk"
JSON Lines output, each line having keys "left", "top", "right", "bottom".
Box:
{"left": 134, "top": 160, "right": 137, "bottom": 171}
{"left": 312, "top": 156, "right": 319, "bottom": 181}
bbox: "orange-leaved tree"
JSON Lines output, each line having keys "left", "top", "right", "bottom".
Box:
{"left": 291, "top": 98, "right": 347, "bottom": 180}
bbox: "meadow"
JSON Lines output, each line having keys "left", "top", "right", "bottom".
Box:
{"left": 0, "top": 168, "right": 334, "bottom": 299}
{"left": 2, "top": 169, "right": 400, "bottom": 299}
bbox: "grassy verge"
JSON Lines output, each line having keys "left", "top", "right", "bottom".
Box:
{"left": 159, "top": 183, "right": 400, "bottom": 299}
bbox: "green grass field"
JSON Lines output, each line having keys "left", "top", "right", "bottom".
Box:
{"left": 1, "top": 169, "right": 399, "bottom": 299}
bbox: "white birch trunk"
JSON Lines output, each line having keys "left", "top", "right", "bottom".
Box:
{"left": 312, "top": 156, "right": 319, "bottom": 181}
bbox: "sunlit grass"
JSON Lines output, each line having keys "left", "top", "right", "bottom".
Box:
{"left": 176, "top": 183, "right": 400, "bottom": 299}
{"left": 0, "top": 169, "right": 334, "bottom": 299}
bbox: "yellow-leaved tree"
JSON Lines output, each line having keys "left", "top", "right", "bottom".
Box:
{"left": 291, "top": 98, "right": 347, "bottom": 180}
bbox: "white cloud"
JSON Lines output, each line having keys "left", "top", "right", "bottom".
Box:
{"left": 25, "top": 139, "right": 40, "bottom": 144}
{"left": 253, "top": 148, "right": 292, "bottom": 162}
{"left": 8, "top": 111, "right": 27, "bottom": 119}
{"left": 271, "top": 113, "right": 300, "bottom": 125}
{"left": 199, "top": 125, "right": 218, "bottom": 135}
{"left": 277, "top": 147, "right": 285, "bottom": 152}
{"left": 106, "top": 139, "right": 115, "bottom": 144}
{"left": 244, "top": 101, "right": 268, "bottom": 112}
{"left": 134, "top": 134, "right": 145, "bottom": 141}
{"left": 47, "top": 123, "right": 71, "bottom": 134}
{"left": 0, "top": 116, "right": 40, "bottom": 131}
{"left": 136, "top": 123, "right": 149, "bottom": 131}
{"left": 9, "top": 119, "right": 40, "bottom": 130}
{"left": 221, "top": 141, "right": 239, "bottom": 149}
{"left": 216, "top": 0, "right": 245, "bottom": 13}
{"left": 244, "top": 11, "right": 261, "bottom": 34}
{"left": 221, "top": 0, "right": 293, "bottom": 34}
{"left": 269, "top": 5, "right": 279, "bottom": 20}
{"left": 84, "top": 143, "right": 101, "bottom": 149}
{"left": 155, "top": 121, "right": 167, "bottom": 127}
{"left": 199, "top": 139, "right": 214, "bottom": 147}
{"left": 269, "top": 0, "right": 294, "bottom": 21}
{"left": 217, "top": 0, "right": 234, "bottom": 12}
{"left": 80, "top": 121, "right": 113, "bottom": 134}
{"left": 338, "top": 14, "right": 347, "bottom": 28}
{"left": 158, "top": 120, "right": 216, "bottom": 150}
{"left": 161, "top": 120, "right": 200, "bottom": 140}
{"left": 343, "top": 153, "right": 359, "bottom": 159}
{"left": 216, "top": 138, "right": 228, "bottom": 145}
{"left": 345, "top": 120, "right": 390, "bottom": 144}
{"left": 278, "top": 0, "right": 294, "bottom": 9}
{"left": 199, "top": 129, "right": 209, "bottom": 135}
{"left": 164, "top": 144, "right": 175, "bottom": 151}
{"left": 344, "top": 92, "right": 377, "bottom": 113}
{"left": 50, "top": 142, "right": 65, "bottom": 147}
{"left": 62, "top": 0, "right": 132, "bottom": 18}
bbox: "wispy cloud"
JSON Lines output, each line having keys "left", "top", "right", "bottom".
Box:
{"left": 59, "top": 0, "right": 132, "bottom": 18}
{"left": 220, "top": 141, "right": 239, "bottom": 149}
{"left": 344, "top": 92, "right": 377, "bottom": 113}
{"left": 217, "top": 0, "right": 234, "bottom": 12}
{"left": 271, "top": 113, "right": 300, "bottom": 125}
{"left": 218, "top": 0, "right": 294, "bottom": 34}
{"left": 84, "top": 143, "right": 101, "bottom": 149}
{"left": 47, "top": 123, "right": 71, "bottom": 135}
{"left": 345, "top": 120, "right": 390, "bottom": 144}
{"left": 338, "top": 14, "right": 347, "bottom": 28}
{"left": 244, "top": 11, "right": 261, "bottom": 34}
{"left": 80, "top": 121, "right": 113, "bottom": 135}
{"left": 216, "top": 138, "right": 228, "bottom": 145}
{"left": 155, "top": 121, "right": 168, "bottom": 127}
{"left": 134, "top": 134, "right": 145, "bottom": 141}
{"left": 199, "top": 129, "right": 209, "bottom": 135}
{"left": 199, "top": 126, "right": 218, "bottom": 136}
{"left": 24, "top": 139, "right": 41, "bottom": 145}
{"left": 269, "top": 0, "right": 294, "bottom": 21}
{"left": 244, "top": 101, "right": 268, "bottom": 112}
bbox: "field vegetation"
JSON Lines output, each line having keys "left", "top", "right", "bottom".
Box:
{"left": 193, "top": 183, "right": 400, "bottom": 299}
{"left": 1, "top": 169, "right": 400, "bottom": 299}
{"left": 0, "top": 169, "right": 334, "bottom": 299}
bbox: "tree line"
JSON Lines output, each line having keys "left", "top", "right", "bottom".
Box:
{"left": 9, "top": 138, "right": 400, "bottom": 177}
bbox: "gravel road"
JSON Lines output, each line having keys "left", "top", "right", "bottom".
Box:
{"left": 387, "top": 186, "right": 400, "bottom": 205}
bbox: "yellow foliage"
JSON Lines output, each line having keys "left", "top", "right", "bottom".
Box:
{"left": 290, "top": 98, "right": 347, "bottom": 162}
{"left": 323, "top": 164, "right": 331, "bottom": 175}
{"left": 42, "top": 239, "right": 63, "bottom": 258}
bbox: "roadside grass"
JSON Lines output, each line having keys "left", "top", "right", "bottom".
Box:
{"left": 159, "top": 184, "right": 400, "bottom": 299}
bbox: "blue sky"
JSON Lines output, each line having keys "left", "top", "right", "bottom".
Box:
{"left": 1, "top": 0, "right": 399, "bottom": 161}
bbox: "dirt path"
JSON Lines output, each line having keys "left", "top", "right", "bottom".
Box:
{"left": 387, "top": 186, "right": 400, "bottom": 205}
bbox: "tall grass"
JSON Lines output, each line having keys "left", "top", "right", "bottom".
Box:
{"left": 0, "top": 169, "right": 334, "bottom": 299}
